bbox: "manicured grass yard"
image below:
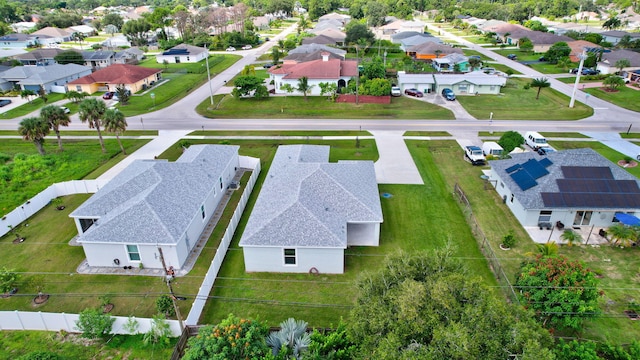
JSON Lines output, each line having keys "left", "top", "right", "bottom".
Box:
{"left": 584, "top": 86, "right": 640, "bottom": 113}
{"left": 175, "top": 139, "right": 496, "bottom": 327}
{"left": 0, "top": 93, "right": 66, "bottom": 120}
{"left": 187, "top": 130, "right": 371, "bottom": 136}
{"left": 457, "top": 78, "right": 593, "bottom": 120}
{"left": 197, "top": 94, "right": 455, "bottom": 120}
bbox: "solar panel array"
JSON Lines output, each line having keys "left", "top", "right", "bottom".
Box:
{"left": 542, "top": 166, "right": 640, "bottom": 208}
{"left": 507, "top": 158, "right": 552, "bottom": 191}
{"left": 163, "top": 49, "right": 190, "bottom": 55}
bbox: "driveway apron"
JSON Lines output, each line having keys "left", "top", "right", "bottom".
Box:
{"left": 371, "top": 130, "right": 424, "bottom": 184}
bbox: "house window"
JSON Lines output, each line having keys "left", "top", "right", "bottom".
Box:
{"left": 573, "top": 211, "right": 592, "bottom": 226}
{"left": 458, "top": 84, "right": 468, "bottom": 93}
{"left": 538, "top": 210, "right": 552, "bottom": 223}
{"left": 201, "top": 204, "right": 206, "bottom": 219}
{"left": 284, "top": 248, "right": 296, "bottom": 265}
{"left": 219, "top": 177, "right": 223, "bottom": 189}
{"left": 510, "top": 194, "right": 514, "bottom": 203}
{"left": 127, "top": 244, "right": 140, "bottom": 261}
{"left": 76, "top": 86, "right": 82, "bottom": 91}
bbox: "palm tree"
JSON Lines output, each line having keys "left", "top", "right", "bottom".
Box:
{"left": 297, "top": 14, "right": 310, "bottom": 34}
{"left": 560, "top": 229, "right": 581, "bottom": 247}
{"left": 556, "top": 57, "right": 572, "bottom": 71}
{"left": 78, "top": 98, "right": 107, "bottom": 153}
{"left": 537, "top": 242, "right": 559, "bottom": 257}
{"left": 20, "top": 89, "right": 36, "bottom": 104}
{"left": 608, "top": 223, "right": 635, "bottom": 246}
{"left": 615, "top": 58, "right": 630, "bottom": 74}
{"left": 296, "top": 76, "right": 313, "bottom": 101}
{"left": 40, "top": 105, "right": 70, "bottom": 151}
{"left": 18, "top": 116, "right": 50, "bottom": 155}
{"left": 603, "top": 75, "right": 625, "bottom": 91}
{"left": 103, "top": 109, "right": 128, "bottom": 155}
{"left": 531, "top": 78, "right": 550, "bottom": 100}
{"left": 468, "top": 57, "right": 482, "bottom": 71}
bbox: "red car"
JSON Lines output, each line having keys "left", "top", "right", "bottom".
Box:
{"left": 102, "top": 92, "right": 114, "bottom": 99}
{"left": 404, "top": 88, "right": 423, "bottom": 97}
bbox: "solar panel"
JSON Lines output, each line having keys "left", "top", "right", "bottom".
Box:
{"left": 561, "top": 166, "right": 613, "bottom": 179}
{"left": 505, "top": 164, "right": 521, "bottom": 173}
{"left": 521, "top": 159, "right": 549, "bottom": 179}
{"left": 539, "top": 158, "right": 553, "bottom": 168}
{"left": 510, "top": 170, "right": 538, "bottom": 191}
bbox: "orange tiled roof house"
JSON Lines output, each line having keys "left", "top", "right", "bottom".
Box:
{"left": 67, "top": 64, "right": 161, "bottom": 94}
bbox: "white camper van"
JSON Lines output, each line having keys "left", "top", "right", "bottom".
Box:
{"left": 525, "top": 131, "right": 549, "bottom": 151}
{"left": 482, "top": 142, "right": 504, "bottom": 157}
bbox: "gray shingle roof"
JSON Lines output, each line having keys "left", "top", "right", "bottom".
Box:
{"left": 81, "top": 50, "right": 115, "bottom": 60}
{"left": 240, "top": 145, "right": 382, "bottom": 248}
{"left": 491, "top": 148, "right": 640, "bottom": 210}
{"left": 18, "top": 63, "right": 91, "bottom": 85}
{"left": 70, "top": 145, "right": 239, "bottom": 245}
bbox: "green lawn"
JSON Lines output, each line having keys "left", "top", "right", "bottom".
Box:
{"left": 196, "top": 95, "right": 455, "bottom": 119}
{"left": 0, "top": 93, "right": 66, "bottom": 120}
{"left": 540, "top": 132, "right": 590, "bottom": 138}
{"left": 527, "top": 62, "right": 575, "bottom": 74}
{"left": 187, "top": 130, "right": 371, "bottom": 136}
{"left": 182, "top": 139, "right": 495, "bottom": 327}
{"left": 0, "top": 130, "right": 157, "bottom": 136}
{"left": 620, "top": 132, "right": 640, "bottom": 139}
{"left": 457, "top": 78, "right": 593, "bottom": 120}
{"left": 404, "top": 131, "right": 451, "bottom": 136}
{"left": 490, "top": 63, "right": 522, "bottom": 75}
{"left": 462, "top": 49, "right": 492, "bottom": 60}
{"left": 0, "top": 139, "right": 148, "bottom": 217}
{"left": 0, "top": 331, "right": 176, "bottom": 360}
{"left": 227, "top": 69, "right": 269, "bottom": 86}
{"left": 112, "top": 55, "right": 241, "bottom": 117}
{"left": 584, "top": 86, "right": 640, "bottom": 112}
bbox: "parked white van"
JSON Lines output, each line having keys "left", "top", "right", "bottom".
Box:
{"left": 525, "top": 131, "right": 549, "bottom": 151}
{"left": 482, "top": 142, "right": 504, "bottom": 157}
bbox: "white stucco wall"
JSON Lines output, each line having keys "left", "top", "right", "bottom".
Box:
{"left": 81, "top": 242, "right": 165, "bottom": 268}
{"left": 156, "top": 52, "right": 206, "bottom": 64}
{"left": 346, "top": 222, "right": 380, "bottom": 246}
{"left": 271, "top": 76, "right": 351, "bottom": 95}
{"left": 243, "top": 246, "right": 345, "bottom": 274}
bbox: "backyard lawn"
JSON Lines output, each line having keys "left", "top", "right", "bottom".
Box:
{"left": 197, "top": 94, "right": 456, "bottom": 120}
{"left": 457, "top": 78, "right": 593, "bottom": 120}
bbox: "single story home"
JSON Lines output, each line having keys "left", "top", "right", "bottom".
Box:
{"left": 10, "top": 22, "right": 37, "bottom": 33}
{"left": 156, "top": 44, "right": 208, "bottom": 64}
{"left": 67, "top": 63, "right": 162, "bottom": 93}
{"left": 399, "top": 35, "right": 442, "bottom": 51}
{"left": 82, "top": 50, "right": 116, "bottom": 70}
{"left": 406, "top": 42, "right": 461, "bottom": 60}
{"left": 269, "top": 52, "right": 357, "bottom": 95}
{"left": 507, "top": 29, "right": 573, "bottom": 53}
{"left": 396, "top": 72, "right": 435, "bottom": 94}
{"left": 0, "top": 33, "right": 36, "bottom": 48}
{"left": 16, "top": 63, "right": 93, "bottom": 93}
{"left": 239, "top": 145, "right": 383, "bottom": 274}
{"left": 596, "top": 49, "right": 640, "bottom": 75}
{"left": 114, "top": 47, "right": 145, "bottom": 64}
{"left": 488, "top": 148, "right": 640, "bottom": 239}
{"left": 311, "top": 19, "right": 343, "bottom": 33}
{"left": 567, "top": 40, "right": 601, "bottom": 62}
{"left": 375, "top": 20, "right": 426, "bottom": 39}
{"left": 15, "top": 48, "right": 67, "bottom": 66}
{"left": 311, "top": 28, "right": 346, "bottom": 44}
{"left": 67, "top": 25, "right": 97, "bottom": 37}
{"left": 102, "top": 35, "right": 132, "bottom": 49}
{"left": 599, "top": 30, "right": 640, "bottom": 46}
{"left": 31, "top": 27, "right": 72, "bottom": 44}
{"left": 317, "top": 12, "right": 351, "bottom": 26}
{"left": 301, "top": 34, "right": 337, "bottom": 46}
{"left": 286, "top": 44, "right": 346, "bottom": 60}
{"left": 432, "top": 53, "right": 470, "bottom": 72}
{"left": 433, "top": 72, "right": 506, "bottom": 94}
{"left": 70, "top": 145, "right": 240, "bottom": 271}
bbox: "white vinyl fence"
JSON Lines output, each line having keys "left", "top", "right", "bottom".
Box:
{"left": 185, "top": 156, "right": 261, "bottom": 325}
{"left": 0, "top": 310, "right": 182, "bottom": 336}
{"left": 1, "top": 180, "right": 108, "bottom": 238}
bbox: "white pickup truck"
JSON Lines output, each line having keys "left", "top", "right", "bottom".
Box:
{"left": 465, "top": 146, "right": 486, "bottom": 165}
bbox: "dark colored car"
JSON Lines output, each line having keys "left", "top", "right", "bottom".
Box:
{"left": 570, "top": 68, "right": 579, "bottom": 74}
{"left": 441, "top": 88, "right": 456, "bottom": 101}
{"left": 0, "top": 99, "right": 11, "bottom": 107}
{"left": 404, "top": 88, "right": 423, "bottom": 97}
{"left": 507, "top": 54, "right": 517, "bottom": 60}
{"left": 537, "top": 147, "right": 556, "bottom": 155}
{"left": 538, "top": 56, "right": 546, "bottom": 62}
{"left": 263, "top": 63, "right": 274, "bottom": 69}
{"left": 582, "top": 68, "right": 600, "bottom": 76}
{"left": 102, "top": 92, "right": 114, "bottom": 99}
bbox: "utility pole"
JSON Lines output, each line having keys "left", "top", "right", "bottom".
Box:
{"left": 205, "top": 44, "right": 213, "bottom": 105}
{"left": 569, "top": 50, "right": 587, "bottom": 108}
{"left": 355, "top": 45, "right": 359, "bottom": 105}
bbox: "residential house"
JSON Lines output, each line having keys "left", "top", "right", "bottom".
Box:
{"left": 567, "top": 40, "right": 601, "bottom": 62}
{"left": 285, "top": 44, "right": 346, "bottom": 62}
{"left": 302, "top": 34, "right": 338, "bottom": 46}
{"left": 10, "top": 22, "right": 37, "bottom": 33}
{"left": 311, "top": 28, "right": 346, "bottom": 44}
{"left": 375, "top": 20, "right": 427, "bottom": 39}
{"left": 283, "top": 49, "right": 345, "bottom": 64}
{"left": 156, "top": 44, "right": 208, "bottom": 64}
{"left": 396, "top": 72, "right": 436, "bottom": 94}
{"left": 269, "top": 52, "right": 357, "bottom": 95}
{"left": 432, "top": 72, "right": 507, "bottom": 94}
{"left": 67, "top": 25, "right": 97, "bottom": 37}
{"left": 31, "top": 27, "right": 72, "bottom": 45}
{"left": 82, "top": 50, "right": 115, "bottom": 70}
{"left": 311, "top": 19, "right": 344, "bottom": 33}
{"left": 239, "top": 145, "right": 382, "bottom": 274}
{"left": 398, "top": 34, "right": 441, "bottom": 51}
{"left": 114, "top": 47, "right": 145, "bottom": 64}
{"left": 488, "top": 148, "right": 640, "bottom": 241}
{"left": 596, "top": 49, "right": 640, "bottom": 75}
{"left": 0, "top": 33, "right": 36, "bottom": 48}
{"left": 406, "top": 42, "right": 462, "bottom": 60}
{"left": 70, "top": 145, "right": 240, "bottom": 270}
{"left": 0, "top": 63, "right": 91, "bottom": 92}
{"left": 479, "top": 21, "right": 523, "bottom": 35}
{"left": 600, "top": 30, "right": 640, "bottom": 45}
{"left": 102, "top": 35, "right": 132, "bottom": 49}
{"left": 506, "top": 30, "right": 573, "bottom": 52}
{"left": 432, "top": 53, "right": 470, "bottom": 72}
{"left": 391, "top": 31, "right": 439, "bottom": 44}
{"left": 67, "top": 63, "right": 162, "bottom": 93}
{"left": 318, "top": 12, "right": 351, "bottom": 26}
{"left": 252, "top": 16, "right": 270, "bottom": 31}
{"left": 14, "top": 48, "right": 66, "bottom": 66}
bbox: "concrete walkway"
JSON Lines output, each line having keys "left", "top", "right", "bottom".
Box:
{"left": 582, "top": 132, "right": 640, "bottom": 160}
{"left": 97, "top": 129, "right": 191, "bottom": 181}
{"left": 371, "top": 130, "right": 424, "bottom": 184}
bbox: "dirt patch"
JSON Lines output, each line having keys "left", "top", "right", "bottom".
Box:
{"left": 103, "top": 303, "right": 114, "bottom": 313}
{"left": 32, "top": 294, "right": 49, "bottom": 306}
{"left": 54, "top": 331, "right": 100, "bottom": 346}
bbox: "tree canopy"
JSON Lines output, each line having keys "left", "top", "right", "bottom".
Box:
{"left": 498, "top": 130, "right": 524, "bottom": 153}
{"left": 54, "top": 50, "right": 84, "bottom": 65}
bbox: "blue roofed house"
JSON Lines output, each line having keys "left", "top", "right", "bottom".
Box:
{"left": 239, "top": 145, "right": 383, "bottom": 274}
{"left": 156, "top": 44, "right": 208, "bottom": 64}
{"left": 70, "top": 145, "right": 240, "bottom": 271}
{"left": 488, "top": 148, "right": 640, "bottom": 242}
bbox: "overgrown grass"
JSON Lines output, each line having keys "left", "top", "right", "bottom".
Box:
{"left": 113, "top": 55, "right": 241, "bottom": 117}
{"left": 0, "top": 331, "right": 176, "bottom": 360}
{"left": 457, "top": 78, "right": 593, "bottom": 120}
{"left": 0, "top": 93, "right": 66, "bottom": 120}
{"left": 187, "top": 130, "right": 371, "bottom": 136}
{"left": 187, "top": 139, "right": 494, "bottom": 327}
{"left": 0, "top": 139, "right": 148, "bottom": 217}
{"left": 196, "top": 95, "right": 455, "bottom": 119}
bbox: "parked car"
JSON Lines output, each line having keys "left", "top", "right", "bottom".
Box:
{"left": 241, "top": 45, "right": 252, "bottom": 50}
{"left": 0, "top": 99, "right": 11, "bottom": 107}
{"left": 441, "top": 88, "right": 456, "bottom": 101}
{"left": 614, "top": 75, "right": 631, "bottom": 84}
{"left": 537, "top": 147, "right": 556, "bottom": 155}
{"left": 263, "top": 63, "right": 274, "bottom": 69}
{"left": 507, "top": 54, "right": 517, "bottom": 60}
{"left": 404, "top": 88, "right": 423, "bottom": 97}
{"left": 570, "top": 68, "right": 579, "bottom": 74}
{"left": 226, "top": 46, "right": 236, "bottom": 51}
{"left": 102, "top": 92, "right": 113, "bottom": 99}
{"left": 582, "top": 68, "right": 600, "bottom": 76}
{"left": 61, "top": 106, "right": 70, "bottom": 114}
{"left": 465, "top": 146, "right": 486, "bottom": 165}
{"left": 538, "top": 56, "right": 546, "bottom": 62}
{"left": 391, "top": 86, "right": 402, "bottom": 97}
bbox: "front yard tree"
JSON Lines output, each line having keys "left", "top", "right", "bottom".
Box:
{"left": 115, "top": 85, "right": 130, "bottom": 105}
{"left": 349, "top": 247, "right": 554, "bottom": 359}
{"left": 40, "top": 105, "right": 70, "bottom": 151}
{"left": 297, "top": 76, "right": 313, "bottom": 101}
{"left": 604, "top": 75, "right": 625, "bottom": 91}
{"left": 231, "top": 75, "right": 268, "bottom": 98}
{"left": 498, "top": 130, "right": 524, "bottom": 153}
{"left": 515, "top": 255, "right": 602, "bottom": 331}
{"left": 361, "top": 57, "right": 385, "bottom": 80}
{"left": 18, "top": 117, "right": 50, "bottom": 155}
{"left": 271, "top": 46, "right": 281, "bottom": 64}
{"left": 468, "top": 57, "right": 482, "bottom": 70}
{"left": 544, "top": 42, "right": 571, "bottom": 64}
{"left": 102, "top": 13, "right": 124, "bottom": 30}
{"left": 615, "top": 58, "right": 630, "bottom": 74}
{"left": 78, "top": 98, "right": 107, "bottom": 153}
{"left": 103, "top": 109, "right": 128, "bottom": 155}
{"left": 54, "top": 50, "right": 84, "bottom": 65}
{"left": 531, "top": 77, "right": 551, "bottom": 99}
{"left": 519, "top": 37, "right": 534, "bottom": 52}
